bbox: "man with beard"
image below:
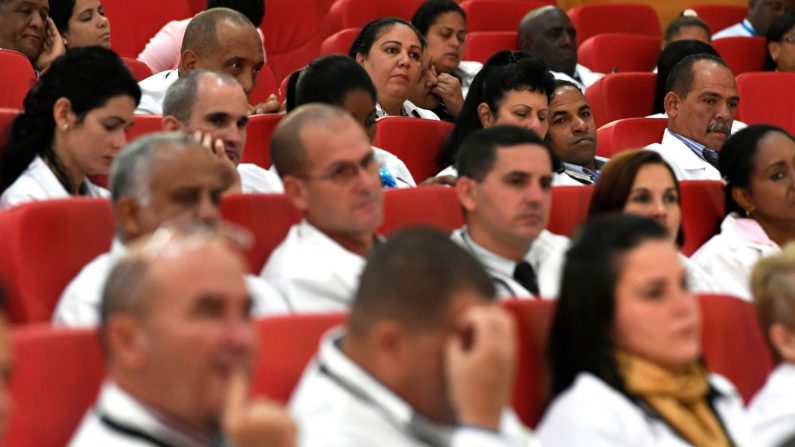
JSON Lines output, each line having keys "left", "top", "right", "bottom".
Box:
{"left": 645, "top": 54, "right": 740, "bottom": 181}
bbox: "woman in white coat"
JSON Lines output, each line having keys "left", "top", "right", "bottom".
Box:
{"left": 537, "top": 214, "right": 751, "bottom": 446}
{"left": 692, "top": 125, "right": 795, "bottom": 301}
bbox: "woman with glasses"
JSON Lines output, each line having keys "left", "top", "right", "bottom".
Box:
{"left": 765, "top": 11, "right": 795, "bottom": 72}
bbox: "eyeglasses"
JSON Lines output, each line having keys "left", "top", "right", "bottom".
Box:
{"left": 297, "top": 151, "right": 378, "bottom": 185}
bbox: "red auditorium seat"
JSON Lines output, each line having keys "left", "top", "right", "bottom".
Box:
{"left": 585, "top": 72, "right": 657, "bottom": 128}
{"left": 712, "top": 36, "right": 766, "bottom": 75}
{"left": 373, "top": 117, "right": 454, "bottom": 183}
{"left": 548, "top": 185, "right": 593, "bottom": 237}
{"left": 120, "top": 57, "right": 153, "bottom": 82}
{"left": 679, "top": 180, "right": 724, "bottom": 257}
{"left": 104, "top": 0, "right": 193, "bottom": 58}
{"left": 596, "top": 117, "right": 668, "bottom": 158}
{"left": 241, "top": 114, "right": 284, "bottom": 169}
{"left": 690, "top": 4, "right": 747, "bottom": 34}
{"left": 0, "top": 199, "right": 114, "bottom": 324}
{"left": 260, "top": 0, "right": 323, "bottom": 81}
{"left": 460, "top": 0, "right": 548, "bottom": 32}
{"left": 736, "top": 72, "right": 795, "bottom": 135}
{"left": 326, "top": 0, "right": 425, "bottom": 36}
{"left": 699, "top": 294, "right": 775, "bottom": 403}
{"left": 567, "top": 3, "right": 662, "bottom": 47}
{"left": 186, "top": 0, "right": 205, "bottom": 15}
{"left": 0, "top": 50, "right": 36, "bottom": 110}
{"left": 378, "top": 187, "right": 465, "bottom": 235}
{"left": 0, "top": 108, "right": 21, "bottom": 163}
{"left": 220, "top": 194, "right": 301, "bottom": 273}
{"left": 249, "top": 65, "right": 282, "bottom": 105}
{"left": 463, "top": 31, "right": 518, "bottom": 63}
{"left": 126, "top": 114, "right": 164, "bottom": 142}
{"left": 1, "top": 326, "right": 104, "bottom": 447}
{"left": 320, "top": 28, "right": 362, "bottom": 55}
{"left": 577, "top": 33, "right": 660, "bottom": 73}
{"left": 252, "top": 313, "right": 346, "bottom": 402}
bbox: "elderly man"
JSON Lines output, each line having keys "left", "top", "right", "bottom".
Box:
{"left": 261, "top": 104, "right": 383, "bottom": 312}
{"left": 714, "top": 0, "right": 794, "bottom": 39}
{"left": 546, "top": 80, "right": 605, "bottom": 185}
{"left": 645, "top": 54, "right": 740, "bottom": 181}
{"left": 162, "top": 69, "right": 282, "bottom": 194}
{"left": 453, "top": 126, "right": 569, "bottom": 299}
{"left": 136, "top": 7, "right": 278, "bottom": 115}
{"left": 290, "top": 228, "right": 540, "bottom": 447}
{"left": 68, "top": 227, "right": 296, "bottom": 447}
{"left": 53, "top": 133, "right": 287, "bottom": 327}
{"left": 517, "top": 6, "right": 603, "bottom": 91}
{"left": 0, "top": 0, "right": 64, "bottom": 71}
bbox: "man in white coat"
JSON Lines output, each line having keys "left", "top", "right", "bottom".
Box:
{"left": 645, "top": 54, "right": 740, "bottom": 181}
{"left": 713, "top": 0, "right": 794, "bottom": 39}
{"left": 289, "top": 227, "right": 540, "bottom": 447}
{"left": 260, "top": 104, "right": 384, "bottom": 312}
{"left": 452, "top": 125, "right": 569, "bottom": 299}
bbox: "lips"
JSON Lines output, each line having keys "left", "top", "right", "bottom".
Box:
{"left": 225, "top": 149, "right": 240, "bottom": 163}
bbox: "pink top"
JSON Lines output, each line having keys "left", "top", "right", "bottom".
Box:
{"left": 137, "top": 17, "right": 267, "bottom": 74}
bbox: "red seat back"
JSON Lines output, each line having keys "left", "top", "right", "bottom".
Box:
{"left": 690, "top": 4, "right": 747, "bottom": 34}
{"left": 373, "top": 117, "right": 454, "bottom": 183}
{"left": 241, "top": 113, "right": 284, "bottom": 169}
{"left": 713, "top": 36, "right": 766, "bottom": 75}
{"left": 104, "top": 0, "right": 193, "bottom": 58}
{"left": 378, "top": 187, "right": 464, "bottom": 235}
{"left": 577, "top": 33, "right": 660, "bottom": 73}
{"left": 0, "top": 50, "right": 36, "bottom": 110}
{"left": 320, "top": 28, "right": 362, "bottom": 55}
{"left": 460, "top": 0, "right": 548, "bottom": 32}
{"left": 0, "top": 108, "right": 21, "bottom": 163}
{"left": 699, "top": 294, "right": 775, "bottom": 403}
{"left": 463, "top": 31, "right": 518, "bottom": 63}
{"left": 679, "top": 180, "right": 724, "bottom": 256}
{"left": 596, "top": 117, "right": 668, "bottom": 158}
{"left": 0, "top": 199, "right": 114, "bottom": 324}
{"left": 220, "top": 194, "right": 301, "bottom": 273}
{"left": 736, "top": 72, "right": 795, "bottom": 135}
{"left": 568, "top": 3, "right": 661, "bottom": 47}
{"left": 260, "top": 0, "right": 323, "bottom": 81}
{"left": 548, "top": 185, "right": 593, "bottom": 237}
{"left": 585, "top": 72, "right": 657, "bottom": 127}
{"left": 121, "top": 57, "right": 153, "bottom": 82}
{"left": 249, "top": 65, "right": 282, "bottom": 105}
{"left": 126, "top": 114, "right": 165, "bottom": 142}
{"left": 326, "top": 0, "right": 425, "bottom": 34}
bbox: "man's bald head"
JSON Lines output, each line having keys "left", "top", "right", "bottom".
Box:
{"left": 518, "top": 6, "right": 577, "bottom": 75}
{"left": 182, "top": 7, "right": 254, "bottom": 56}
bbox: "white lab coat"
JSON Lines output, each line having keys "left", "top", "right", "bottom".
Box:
{"left": 749, "top": 363, "right": 795, "bottom": 447}
{"left": 376, "top": 100, "right": 440, "bottom": 120}
{"left": 374, "top": 146, "right": 416, "bottom": 187}
{"left": 454, "top": 61, "right": 483, "bottom": 98}
{"left": 713, "top": 19, "right": 757, "bottom": 40}
{"left": 238, "top": 163, "right": 284, "bottom": 194}
{"left": 435, "top": 165, "right": 578, "bottom": 188}
{"left": 645, "top": 129, "right": 722, "bottom": 181}
{"left": 678, "top": 253, "right": 723, "bottom": 295}
{"left": 537, "top": 372, "right": 752, "bottom": 446}
{"left": 552, "top": 64, "right": 605, "bottom": 91}
{"left": 289, "top": 329, "right": 541, "bottom": 447}
{"left": 692, "top": 213, "right": 781, "bottom": 301}
{"left": 135, "top": 69, "right": 178, "bottom": 115}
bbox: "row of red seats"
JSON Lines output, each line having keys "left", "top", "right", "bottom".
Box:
{"left": 2, "top": 295, "right": 773, "bottom": 447}
{"left": 0, "top": 181, "right": 722, "bottom": 325}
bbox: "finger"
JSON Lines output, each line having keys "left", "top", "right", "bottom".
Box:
{"left": 214, "top": 138, "right": 226, "bottom": 158}
{"left": 223, "top": 365, "right": 249, "bottom": 422}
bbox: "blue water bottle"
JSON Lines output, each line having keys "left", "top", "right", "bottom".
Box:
{"left": 379, "top": 167, "right": 398, "bottom": 188}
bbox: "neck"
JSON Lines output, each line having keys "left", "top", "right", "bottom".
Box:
{"left": 310, "top": 220, "right": 376, "bottom": 257}
{"left": 48, "top": 138, "right": 86, "bottom": 194}
{"left": 379, "top": 98, "right": 404, "bottom": 117}
{"left": 468, "top": 224, "right": 532, "bottom": 261}
{"left": 754, "top": 216, "right": 795, "bottom": 248}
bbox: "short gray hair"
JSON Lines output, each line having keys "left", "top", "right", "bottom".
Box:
{"left": 182, "top": 7, "right": 254, "bottom": 56}
{"left": 163, "top": 69, "right": 241, "bottom": 123}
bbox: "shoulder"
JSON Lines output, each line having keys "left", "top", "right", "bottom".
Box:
{"left": 0, "top": 158, "right": 65, "bottom": 209}
{"left": 54, "top": 250, "right": 118, "bottom": 326}
{"left": 238, "top": 163, "right": 284, "bottom": 194}
{"left": 68, "top": 410, "right": 142, "bottom": 447}
{"left": 537, "top": 230, "right": 570, "bottom": 251}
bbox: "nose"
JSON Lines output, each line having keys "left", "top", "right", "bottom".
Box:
{"left": 195, "top": 194, "right": 220, "bottom": 227}
{"left": 559, "top": 31, "right": 574, "bottom": 48}
{"left": 572, "top": 115, "right": 589, "bottom": 133}
{"left": 98, "top": 14, "right": 109, "bottom": 28}
{"left": 238, "top": 72, "right": 256, "bottom": 97}
{"left": 29, "top": 12, "right": 45, "bottom": 30}
{"left": 225, "top": 317, "right": 257, "bottom": 355}
{"left": 714, "top": 100, "right": 733, "bottom": 121}
{"left": 112, "top": 128, "right": 127, "bottom": 150}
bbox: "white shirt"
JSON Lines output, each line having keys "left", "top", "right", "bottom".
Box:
{"left": 646, "top": 113, "right": 748, "bottom": 135}
{"left": 136, "top": 69, "right": 178, "bottom": 115}
{"left": 692, "top": 213, "right": 781, "bottom": 301}
{"left": 436, "top": 165, "right": 589, "bottom": 188}
{"left": 376, "top": 100, "right": 440, "bottom": 120}
{"left": 69, "top": 382, "right": 213, "bottom": 447}
{"left": 749, "top": 363, "right": 795, "bottom": 447}
{"left": 713, "top": 18, "right": 757, "bottom": 40}
{"left": 451, "top": 227, "right": 569, "bottom": 299}
{"left": 454, "top": 61, "right": 483, "bottom": 98}
{"left": 54, "top": 239, "right": 289, "bottom": 327}
{"left": 0, "top": 156, "right": 109, "bottom": 210}
{"left": 260, "top": 220, "right": 371, "bottom": 312}
{"left": 645, "top": 129, "right": 722, "bottom": 181}
{"left": 678, "top": 253, "right": 722, "bottom": 294}
{"left": 289, "top": 329, "right": 541, "bottom": 447}
{"left": 537, "top": 372, "right": 752, "bottom": 446}
{"left": 238, "top": 163, "right": 284, "bottom": 193}
{"left": 374, "top": 146, "right": 416, "bottom": 188}
{"left": 551, "top": 64, "right": 604, "bottom": 91}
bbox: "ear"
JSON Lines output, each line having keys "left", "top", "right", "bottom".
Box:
{"left": 52, "top": 97, "right": 76, "bottom": 130}
{"left": 663, "top": 91, "right": 681, "bottom": 118}
{"left": 369, "top": 320, "right": 408, "bottom": 370}
{"left": 456, "top": 176, "right": 479, "bottom": 215}
{"left": 115, "top": 196, "right": 144, "bottom": 242}
{"left": 179, "top": 49, "right": 200, "bottom": 75}
{"left": 769, "top": 322, "right": 795, "bottom": 363}
{"left": 477, "top": 102, "right": 495, "bottom": 128}
{"left": 354, "top": 52, "right": 366, "bottom": 65}
{"left": 282, "top": 176, "right": 309, "bottom": 213}
{"left": 161, "top": 115, "right": 183, "bottom": 132}
{"left": 105, "top": 314, "right": 149, "bottom": 370}
{"left": 769, "top": 41, "right": 781, "bottom": 63}
{"left": 731, "top": 186, "right": 754, "bottom": 215}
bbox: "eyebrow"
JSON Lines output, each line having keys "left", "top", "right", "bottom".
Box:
{"left": 762, "top": 160, "right": 788, "bottom": 173}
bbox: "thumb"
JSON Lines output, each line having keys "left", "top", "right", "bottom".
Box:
{"left": 223, "top": 365, "right": 249, "bottom": 426}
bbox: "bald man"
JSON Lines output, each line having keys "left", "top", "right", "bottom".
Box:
{"left": 714, "top": 0, "right": 794, "bottom": 39}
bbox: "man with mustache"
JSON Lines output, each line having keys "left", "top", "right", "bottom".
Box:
{"left": 261, "top": 104, "right": 384, "bottom": 312}
{"left": 0, "top": 0, "right": 64, "bottom": 72}
{"left": 645, "top": 54, "right": 740, "bottom": 181}
{"left": 451, "top": 126, "right": 569, "bottom": 299}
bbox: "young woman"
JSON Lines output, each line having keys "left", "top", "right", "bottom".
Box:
{"left": 49, "top": 0, "right": 111, "bottom": 50}
{"left": 765, "top": 11, "right": 795, "bottom": 72}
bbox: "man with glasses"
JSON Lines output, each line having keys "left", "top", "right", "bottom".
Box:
{"left": 261, "top": 104, "right": 384, "bottom": 312}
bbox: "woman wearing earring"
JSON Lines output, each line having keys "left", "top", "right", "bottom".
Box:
{"left": 692, "top": 125, "right": 795, "bottom": 301}
{"left": 764, "top": 11, "right": 795, "bottom": 72}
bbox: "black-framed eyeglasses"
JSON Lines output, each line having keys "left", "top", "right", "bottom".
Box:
{"left": 296, "top": 151, "right": 378, "bottom": 185}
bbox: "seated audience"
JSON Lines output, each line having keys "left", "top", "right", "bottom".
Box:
{"left": 749, "top": 244, "right": 795, "bottom": 447}
{"left": 453, "top": 126, "right": 568, "bottom": 298}
{"left": 53, "top": 132, "right": 288, "bottom": 326}
{"left": 411, "top": 0, "right": 481, "bottom": 97}
{"left": 49, "top": 0, "right": 111, "bottom": 50}
{"left": 350, "top": 17, "right": 439, "bottom": 119}
{"left": 588, "top": 150, "right": 721, "bottom": 293}
{"left": 693, "top": 124, "right": 795, "bottom": 301}
{"left": 407, "top": 48, "right": 461, "bottom": 121}
{"left": 765, "top": 11, "right": 795, "bottom": 71}
{"left": 645, "top": 54, "right": 739, "bottom": 181}
{"left": 713, "top": 0, "right": 794, "bottom": 40}
{"left": 546, "top": 80, "right": 604, "bottom": 184}
{"left": 0, "top": 47, "right": 139, "bottom": 210}
{"left": 652, "top": 40, "right": 720, "bottom": 115}
{"left": 0, "top": 0, "right": 64, "bottom": 71}
{"left": 262, "top": 105, "right": 383, "bottom": 312}
{"left": 161, "top": 70, "right": 283, "bottom": 193}
{"left": 537, "top": 214, "right": 752, "bottom": 445}
{"left": 661, "top": 13, "right": 712, "bottom": 50}
{"left": 289, "top": 228, "right": 539, "bottom": 447}
{"left": 138, "top": 0, "right": 266, "bottom": 75}
{"left": 517, "top": 5, "right": 603, "bottom": 91}
{"left": 68, "top": 226, "right": 296, "bottom": 447}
